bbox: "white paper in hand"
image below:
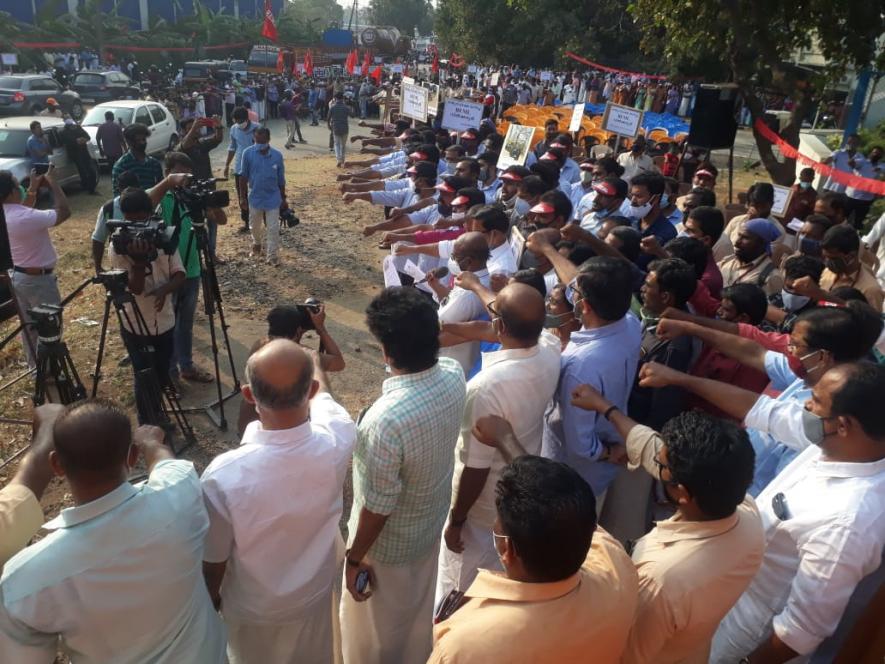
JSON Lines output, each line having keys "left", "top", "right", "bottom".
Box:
{"left": 402, "top": 260, "right": 426, "bottom": 282}
{"left": 382, "top": 254, "right": 402, "bottom": 287}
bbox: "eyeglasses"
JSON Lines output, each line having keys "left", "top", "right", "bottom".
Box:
{"left": 565, "top": 277, "right": 583, "bottom": 307}
{"left": 486, "top": 299, "right": 499, "bottom": 316}
{"left": 653, "top": 439, "right": 677, "bottom": 483}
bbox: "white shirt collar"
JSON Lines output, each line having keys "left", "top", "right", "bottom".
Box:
{"left": 241, "top": 418, "right": 314, "bottom": 448}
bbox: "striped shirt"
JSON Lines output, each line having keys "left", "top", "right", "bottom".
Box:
{"left": 348, "top": 357, "right": 466, "bottom": 565}
{"left": 111, "top": 151, "right": 163, "bottom": 195}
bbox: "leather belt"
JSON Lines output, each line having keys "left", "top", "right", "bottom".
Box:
{"left": 13, "top": 266, "right": 54, "bottom": 276}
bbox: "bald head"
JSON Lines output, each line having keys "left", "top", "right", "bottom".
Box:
{"left": 453, "top": 231, "right": 491, "bottom": 267}
{"left": 496, "top": 282, "right": 546, "bottom": 343}
{"left": 53, "top": 399, "right": 132, "bottom": 477}
{"left": 245, "top": 339, "right": 315, "bottom": 410}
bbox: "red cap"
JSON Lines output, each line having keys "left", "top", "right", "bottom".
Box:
{"left": 435, "top": 181, "right": 457, "bottom": 193}
{"left": 592, "top": 180, "right": 617, "bottom": 197}
{"left": 695, "top": 169, "right": 715, "bottom": 179}
{"left": 409, "top": 151, "right": 429, "bottom": 160}
{"left": 460, "top": 130, "right": 478, "bottom": 139}
{"left": 500, "top": 171, "right": 524, "bottom": 182}
{"left": 579, "top": 162, "right": 595, "bottom": 171}
{"left": 540, "top": 152, "right": 558, "bottom": 161}
{"left": 529, "top": 201, "right": 555, "bottom": 214}
{"left": 451, "top": 195, "right": 471, "bottom": 207}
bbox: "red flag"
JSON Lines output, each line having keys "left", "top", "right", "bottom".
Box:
{"left": 261, "top": 0, "right": 278, "bottom": 42}
{"left": 370, "top": 65, "right": 382, "bottom": 85}
{"left": 346, "top": 49, "right": 357, "bottom": 75}
{"left": 304, "top": 49, "right": 314, "bottom": 76}
{"left": 363, "top": 50, "right": 372, "bottom": 75}
{"left": 276, "top": 49, "right": 284, "bottom": 73}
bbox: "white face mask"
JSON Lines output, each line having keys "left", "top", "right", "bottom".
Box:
{"left": 627, "top": 199, "right": 654, "bottom": 220}
{"left": 580, "top": 171, "right": 594, "bottom": 185}
{"left": 514, "top": 197, "right": 531, "bottom": 216}
{"left": 451, "top": 211, "right": 466, "bottom": 221}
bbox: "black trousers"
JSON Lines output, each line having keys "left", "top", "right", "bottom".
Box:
{"left": 73, "top": 151, "right": 97, "bottom": 193}
{"left": 121, "top": 327, "right": 174, "bottom": 425}
{"left": 847, "top": 197, "right": 873, "bottom": 229}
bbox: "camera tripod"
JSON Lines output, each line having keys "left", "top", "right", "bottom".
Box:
{"left": 31, "top": 305, "right": 88, "bottom": 406}
{"left": 177, "top": 204, "right": 241, "bottom": 431}
{"left": 91, "top": 271, "right": 195, "bottom": 454}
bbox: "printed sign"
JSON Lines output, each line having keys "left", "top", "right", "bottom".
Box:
{"left": 401, "top": 82, "right": 429, "bottom": 122}
{"left": 489, "top": 72, "right": 500, "bottom": 87}
{"left": 770, "top": 184, "right": 793, "bottom": 218}
{"left": 601, "top": 102, "right": 644, "bottom": 139}
{"left": 390, "top": 64, "right": 404, "bottom": 74}
{"left": 427, "top": 83, "right": 440, "bottom": 117}
{"left": 569, "top": 104, "right": 585, "bottom": 132}
{"left": 441, "top": 99, "right": 484, "bottom": 133}
{"left": 509, "top": 227, "right": 526, "bottom": 264}
{"left": 499, "top": 124, "right": 536, "bottom": 170}
{"left": 1, "top": 54, "right": 17, "bottom": 67}
{"left": 539, "top": 70, "right": 553, "bottom": 82}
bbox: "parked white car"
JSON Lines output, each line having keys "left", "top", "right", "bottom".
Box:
{"left": 0, "top": 116, "right": 100, "bottom": 189}
{"left": 80, "top": 100, "right": 178, "bottom": 165}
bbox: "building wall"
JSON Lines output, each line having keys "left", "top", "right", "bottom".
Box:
{"left": 7, "top": 0, "right": 283, "bottom": 27}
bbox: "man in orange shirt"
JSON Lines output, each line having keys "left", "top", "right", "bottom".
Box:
{"left": 429, "top": 418, "right": 637, "bottom": 664}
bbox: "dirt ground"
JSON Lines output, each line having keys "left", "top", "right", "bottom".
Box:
{"left": 0, "top": 117, "right": 387, "bottom": 517}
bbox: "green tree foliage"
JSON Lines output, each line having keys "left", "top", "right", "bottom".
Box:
{"left": 629, "top": 0, "right": 885, "bottom": 184}
{"left": 369, "top": 0, "right": 434, "bottom": 36}
{"left": 435, "top": 0, "right": 653, "bottom": 70}
{"left": 281, "top": 0, "right": 345, "bottom": 42}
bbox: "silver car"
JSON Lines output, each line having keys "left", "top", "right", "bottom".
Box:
{"left": 0, "top": 116, "right": 100, "bottom": 188}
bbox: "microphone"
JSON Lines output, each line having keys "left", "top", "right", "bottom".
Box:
{"left": 415, "top": 266, "right": 449, "bottom": 284}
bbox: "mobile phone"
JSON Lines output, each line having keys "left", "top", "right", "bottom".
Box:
{"left": 33, "top": 163, "right": 50, "bottom": 176}
{"left": 355, "top": 570, "right": 370, "bottom": 594}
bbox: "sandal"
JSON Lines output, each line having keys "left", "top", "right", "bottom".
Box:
{"left": 181, "top": 367, "right": 214, "bottom": 383}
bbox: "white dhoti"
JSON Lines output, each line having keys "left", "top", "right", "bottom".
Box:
{"left": 225, "top": 593, "right": 334, "bottom": 664}
{"left": 434, "top": 518, "right": 502, "bottom": 608}
{"left": 339, "top": 548, "right": 437, "bottom": 664}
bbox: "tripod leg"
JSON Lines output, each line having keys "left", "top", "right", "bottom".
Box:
{"left": 92, "top": 295, "right": 113, "bottom": 397}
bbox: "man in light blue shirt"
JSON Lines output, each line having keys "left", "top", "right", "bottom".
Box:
{"left": 239, "top": 126, "right": 287, "bottom": 265}
{"left": 223, "top": 106, "right": 259, "bottom": 231}
{"left": 542, "top": 256, "right": 642, "bottom": 496}
{"left": 0, "top": 400, "right": 226, "bottom": 663}
{"left": 25, "top": 121, "right": 50, "bottom": 164}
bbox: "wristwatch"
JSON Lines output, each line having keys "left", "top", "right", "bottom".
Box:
{"left": 344, "top": 549, "right": 362, "bottom": 568}
{"left": 603, "top": 405, "right": 619, "bottom": 421}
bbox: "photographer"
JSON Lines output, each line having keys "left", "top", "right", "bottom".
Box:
{"left": 160, "top": 152, "right": 221, "bottom": 384}
{"left": 110, "top": 187, "right": 185, "bottom": 422}
{"left": 236, "top": 302, "right": 345, "bottom": 435}
{"left": 175, "top": 117, "right": 227, "bottom": 262}
{"left": 0, "top": 167, "right": 71, "bottom": 366}
{"left": 91, "top": 171, "right": 193, "bottom": 274}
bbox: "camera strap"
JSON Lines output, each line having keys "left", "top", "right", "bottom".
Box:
{"left": 164, "top": 200, "right": 189, "bottom": 263}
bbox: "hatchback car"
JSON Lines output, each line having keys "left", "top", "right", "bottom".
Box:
{"left": 71, "top": 71, "right": 141, "bottom": 104}
{"left": 0, "top": 116, "right": 100, "bottom": 189}
{"left": 80, "top": 100, "right": 178, "bottom": 165}
{"left": 0, "top": 75, "right": 84, "bottom": 120}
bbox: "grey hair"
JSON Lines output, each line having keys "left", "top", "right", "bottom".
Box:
{"left": 245, "top": 351, "right": 313, "bottom": 410}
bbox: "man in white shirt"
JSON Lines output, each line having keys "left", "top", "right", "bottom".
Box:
{"left": 434, "top": 232, "right": 493, "bottom": 375}
{"left": 436, "top": 283, "right": 561, "bottom": 603}
{"left": 617, "top": 137, "right": 658, "bottom": 182}
{"left": 202, "top": 339, "right": 355, "bottom": 664}
{"left": 0, "top": 167, "right": 71, "bottom": 364}
{"left": 638, "top": 358, "right": 885, "bottom": 663}
{"left": 110, "top": 188, "right": 185, "bottom": 424}
{"left": 0, "top": 400, "right": 226, "bottom": 662}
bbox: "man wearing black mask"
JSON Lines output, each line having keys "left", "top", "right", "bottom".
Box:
{"left": 112, "top": 123, "right": 162, "bottom": 195}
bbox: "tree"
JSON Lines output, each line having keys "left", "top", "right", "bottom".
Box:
{"left": 435, "top": 0, "right": 654, "bottom": 70}
{"left": 630, "top": 0, "right": 885, "bottom": 184}
{"left": 369, "top": 0, "right": 434, "bottom": 36}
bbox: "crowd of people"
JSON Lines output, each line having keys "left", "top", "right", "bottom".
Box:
{"left": 0, "top": 60, "right": 884, "bottom": 664}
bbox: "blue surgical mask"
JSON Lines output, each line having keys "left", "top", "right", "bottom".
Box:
{"left": 660, "top": 193, "right": 669, "bottom": 208}
{"left": 799, "top": 181, "right": 812, "bottom": 190}
{"left": 781, "top": 289, "right": 811, "bottom": 312}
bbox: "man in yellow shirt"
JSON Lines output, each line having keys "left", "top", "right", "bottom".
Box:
{"left": 571, "top": 385, "right": 764, "bottom": 664}
{"left": 0, "top": 404, "right": 64, "bottom": 568}
{"left": 428, "top": 417, "right": 637, "bottom": 664}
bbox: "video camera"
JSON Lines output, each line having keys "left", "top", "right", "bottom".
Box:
{"left": 296, "top": 298, "right": 322, "bottom": 331}
{"left": 280, "top": 207, "right": 300, "bottom": 228}
{"left": 27, "top": 304, "right": 63, "bottom": 343}
{"left": 107, "top": 217, "right": 178, "bottom": 262}
{"left": 174, "top": 178, "right": 230, "bottom": 223}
